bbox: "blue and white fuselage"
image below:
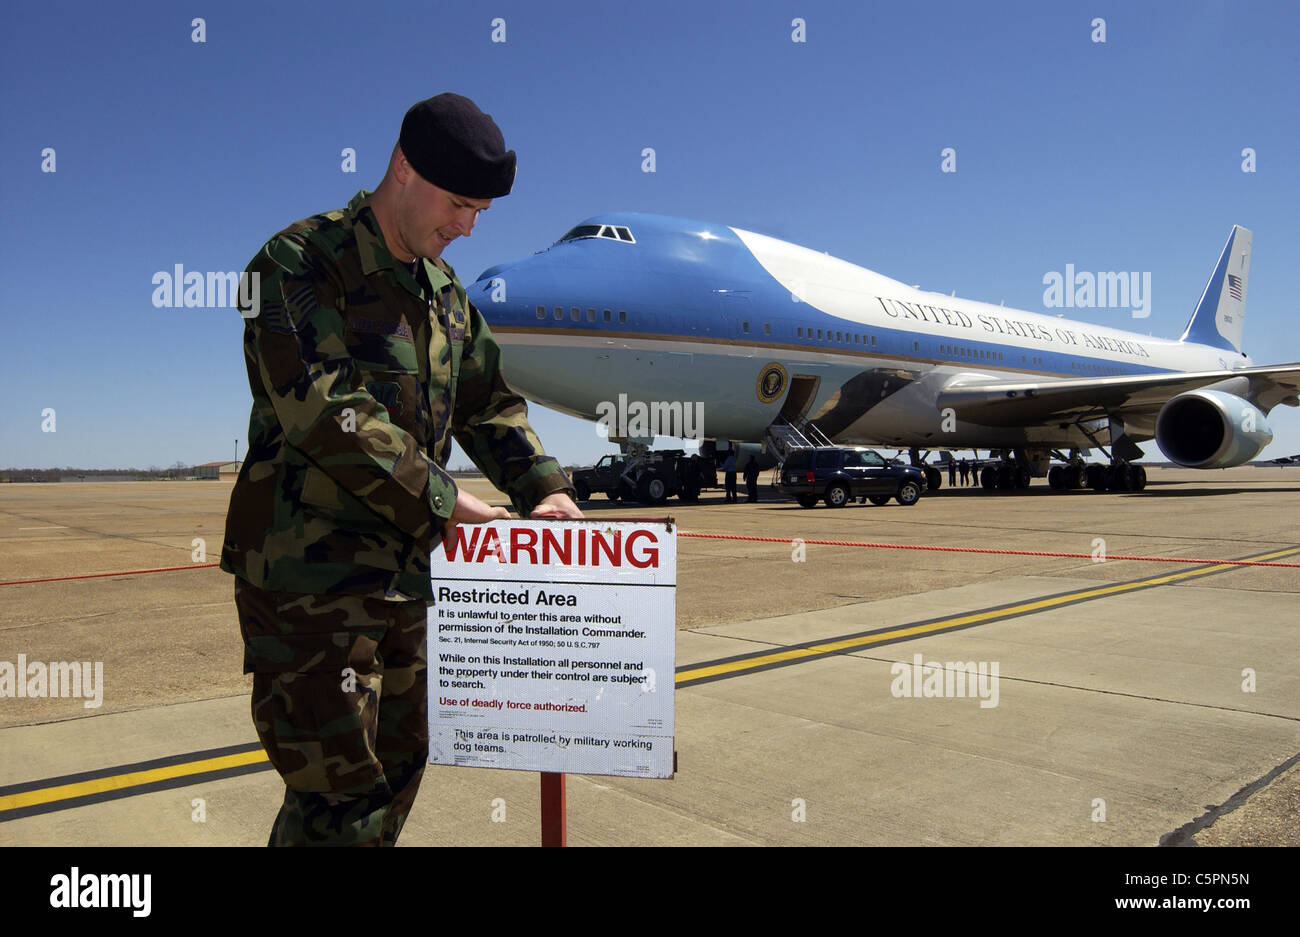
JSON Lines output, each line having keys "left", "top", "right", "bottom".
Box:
{"left": 470, "top": 214, "right": 1296, "bottom": 468}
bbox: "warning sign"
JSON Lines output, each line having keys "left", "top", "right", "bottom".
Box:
{"left": 428, "top": 519, "right": 675, "bottom": 778}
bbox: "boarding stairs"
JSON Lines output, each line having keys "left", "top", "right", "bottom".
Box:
{"left": 764, "top": 416, "right": 835, "bottom": 463}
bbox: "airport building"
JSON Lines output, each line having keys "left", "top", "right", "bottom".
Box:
{"left": 192, "top": 461, "right": 241, "bottom": 480}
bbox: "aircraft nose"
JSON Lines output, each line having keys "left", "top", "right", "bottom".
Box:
{"left": 476, "top": 260, "right": 514, "bottom": 282}
{"left": 470, "top": 259, "right": 536, "bottom": 330}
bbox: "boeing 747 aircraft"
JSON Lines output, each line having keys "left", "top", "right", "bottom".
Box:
{"left": 469, "top": 214, "right": 1300, "bottom": 493}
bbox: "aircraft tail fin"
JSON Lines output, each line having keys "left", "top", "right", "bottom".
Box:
{"left": 1180, "top": 225, "right": 1251, "bottom": 353}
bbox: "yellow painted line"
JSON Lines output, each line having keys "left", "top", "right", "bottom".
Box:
{"left": 675, "top": 546, "right": 1300, "bottom": 684}
{"left": 6, "top": 545, "right": 1296, "bottom": 814}
{"left": 0, "top": 748, "right": 268, "bottom": 812}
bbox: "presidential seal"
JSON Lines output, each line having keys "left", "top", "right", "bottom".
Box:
{"left": 756, "top": 362, "right": 787, "bottom": 403}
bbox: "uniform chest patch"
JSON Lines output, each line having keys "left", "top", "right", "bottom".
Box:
{"left": 352, "top": 317, "right": 413, "bottom": 341}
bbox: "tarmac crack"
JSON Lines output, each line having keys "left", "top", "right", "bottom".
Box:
{"left": 1159, "top": 750, "right": 1300, "bottom": 847}
{"left": 681, "top": 628, "right": 785, "bottom": 650}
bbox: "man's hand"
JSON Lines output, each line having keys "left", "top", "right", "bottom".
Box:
{"left": 443, "top": 487, "right": 510, "bottom": 539}
{"left": 530, "top": 491, "right": 583, "bottom": 519}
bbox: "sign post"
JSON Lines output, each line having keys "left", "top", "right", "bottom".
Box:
{"left": 429, "top": 518, "right": 676, "bottom": 844}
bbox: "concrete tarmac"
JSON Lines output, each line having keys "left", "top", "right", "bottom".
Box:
{"left": 1, "top": 466, "right": 1297, "bottom": 845}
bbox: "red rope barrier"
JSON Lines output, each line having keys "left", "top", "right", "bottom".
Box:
{"left": 0, "top": 563, "right": 220, "bottom": 586}
{"left": 3, "top": 534, "right": 1296, "bottom": 587}
{"left": 677, "top": 531, "right": 1300, "bottom": 568}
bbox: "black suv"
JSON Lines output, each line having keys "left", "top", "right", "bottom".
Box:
{"left": 777, "top": 447, "right": 927, "bottom": 508}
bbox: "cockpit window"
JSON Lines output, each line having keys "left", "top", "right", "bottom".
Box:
{"left": 556, "top": 224, "right": 636, "bottom": 244}
{"left": 558, "top": 225, "right": 601, "bottom": 242}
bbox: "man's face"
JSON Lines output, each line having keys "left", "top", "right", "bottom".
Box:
{"left": 394, "top": 157, "right": 492, "bottom": 261}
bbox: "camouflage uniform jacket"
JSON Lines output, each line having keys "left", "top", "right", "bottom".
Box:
{"left": 221, "top": 190, "right": 573, "bottom": 601}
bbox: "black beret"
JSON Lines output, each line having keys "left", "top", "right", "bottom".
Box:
{"left": 399, "top": 93, "right": 516, "bottom": 199}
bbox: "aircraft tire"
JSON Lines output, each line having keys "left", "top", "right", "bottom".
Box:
{"left": 1132, "top": 465, "right": 1147, "bottom": 490}
{"left": 1086, "top": 464, "right": 1107, "bottom": 491}
{"left": 981, "top": 467, "right": 998, "bottom": 490}
{"left": 1048, "top": 466, "right": 1063, "bottom": 490}
{"left": 796, "top": 494, "right": 819, "bottom": 508}
{"left": 868, "top": 494, "right": 891, "bottom": 506}
{"left": 924, "top": 466, "right": 942, "bottom": 491}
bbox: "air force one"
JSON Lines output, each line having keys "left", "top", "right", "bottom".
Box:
{"left": 468, "top": 214, "right": 1300, "bottom": 492}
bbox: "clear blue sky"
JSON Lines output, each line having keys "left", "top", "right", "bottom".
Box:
{"left": 2, "top": 0, "right": 1297, "bottom": 470}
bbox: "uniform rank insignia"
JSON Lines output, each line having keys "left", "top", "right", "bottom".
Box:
{"left": 260, "top": 300, "right": 295, "bottom": 334}
{"left": 280, "top": 283, "right": 317, "bottom": 333}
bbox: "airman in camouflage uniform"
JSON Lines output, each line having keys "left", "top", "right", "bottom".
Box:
{"left": 222, "top": 93, "right": 580, "bottom": 846}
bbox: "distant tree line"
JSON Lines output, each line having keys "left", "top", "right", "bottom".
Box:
{"left": 2, "top": 464, "right": 192, "bottom": 482}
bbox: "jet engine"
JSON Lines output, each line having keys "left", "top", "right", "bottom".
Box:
{"left": 1155, "top": 389, "right": 1272, "bottom": 468}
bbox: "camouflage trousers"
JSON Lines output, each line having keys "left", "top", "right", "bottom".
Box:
{"left": 234, "top": 578, "right": 429, "bottom": 846}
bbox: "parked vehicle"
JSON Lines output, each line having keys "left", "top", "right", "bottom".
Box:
{"left": 777, "top": 447, "right": 927, "bottom": 508}
{"left": 571, "top": 450, "right": 716, "bottom": 504}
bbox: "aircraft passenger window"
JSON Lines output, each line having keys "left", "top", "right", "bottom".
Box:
{"left": 797, "top": 327, "right": 803, "bottom": 337}
{"left": 536, "top": 306, "right": 546, "bottom": 319}
{"left": 587, "top": 308, "right": 596, "bottom": 322}
{"left": 764, "top": 323, "right": 771, "bottom": 335}
{"left": 619, "top": 310, "right": 627, "bottom": 323}
{"left": 603, "top": 309, "right": 612, "bottom": 321}
{"left": 743, "top": 321, "right": 750, "bottom": 333}
{"left": 554, "top": 307, "right": 563, "bottom": 320}
{"left": 836, "top": 331, "right": 842, "bottom": 341}
{"left": 871, "top": 336, "right": 876, "bottom": 346}
{"left": 914, "top": 341, "right": 920, "bottom": 351}
{"left": 571, "top": 307, "right": 581, "bottom": 321}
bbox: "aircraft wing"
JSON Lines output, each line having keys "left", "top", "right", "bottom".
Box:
{"left": 935, "top": 364, "right": 1300, "bottom": 427}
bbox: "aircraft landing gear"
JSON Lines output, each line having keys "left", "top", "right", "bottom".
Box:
{"left": 1048, "top": 459, "right": 1146, "bottom": 492}
{"left": 980, "top": 461, "right": 1032, "bottom": 491}
{"left": 1097, "top": 461, "right": 1147, "bottom": 492}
